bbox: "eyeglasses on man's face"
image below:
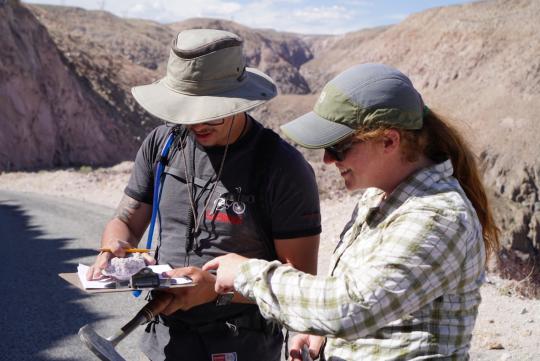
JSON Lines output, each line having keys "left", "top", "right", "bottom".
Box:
{"left": 325, "top": 136, "right": 360, "bottom": 161}
{"left": 204, "top": 118, "right": 225, "bottom": 126}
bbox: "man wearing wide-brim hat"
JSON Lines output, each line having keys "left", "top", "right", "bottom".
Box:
{"left": 87, "top": 29, "right": 321, "bottom": 360}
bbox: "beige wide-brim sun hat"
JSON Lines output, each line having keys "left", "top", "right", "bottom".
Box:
{"left": 132, "top": 29, "right": 277, "bottom": 125}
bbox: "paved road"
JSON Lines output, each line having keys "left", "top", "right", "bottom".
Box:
{"left": 0, "top": 190, "right": 148, "bottom": 361}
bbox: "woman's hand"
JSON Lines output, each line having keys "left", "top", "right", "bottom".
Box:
{"left": 289, "top": 334, "right": 325, "bottom": 361}
{"left": 202, "top": 253, "right": 249, "bottom": 293}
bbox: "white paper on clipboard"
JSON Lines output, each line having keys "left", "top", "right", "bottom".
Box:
{"left": 76, "top": 264, "right": 192, "bottom": 290}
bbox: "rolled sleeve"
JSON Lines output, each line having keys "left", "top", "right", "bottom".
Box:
{"left": 234, "top": 207, "right": 473, "bottom": 341}
{"left": 234, "top": 259, "right": 371, "bottom": 339}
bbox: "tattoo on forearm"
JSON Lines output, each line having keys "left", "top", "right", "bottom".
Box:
{"left": 114, "top": 196, "right": 141, "bottom": 223}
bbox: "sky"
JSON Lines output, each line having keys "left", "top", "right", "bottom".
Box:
{"left": 23, "top": 0, "right": 476, "bottom": 35}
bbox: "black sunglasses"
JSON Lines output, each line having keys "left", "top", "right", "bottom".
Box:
{"left": 325, "top": 137, "right": 359, "bottom": 161}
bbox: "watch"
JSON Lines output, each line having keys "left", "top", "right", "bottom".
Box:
{"left": 215, "top": 292, "right": 234, "bottom": 306}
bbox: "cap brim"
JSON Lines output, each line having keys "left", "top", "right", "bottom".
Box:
{"left": 131, "top": 68, "right": 277, "bottom": 124}
{"left": 280, "top": 111, "right": 356, "bottom": 149}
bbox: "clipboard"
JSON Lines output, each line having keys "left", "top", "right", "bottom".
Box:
{"left": 59, "top": 264, "right": 196, "bottom": 294}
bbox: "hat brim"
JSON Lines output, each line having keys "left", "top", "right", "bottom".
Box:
{"left": 132, "top": 68, "right": 277, "bottom": 124}
{"left": 280, "top": 111, "right": 356, "bottom": 149}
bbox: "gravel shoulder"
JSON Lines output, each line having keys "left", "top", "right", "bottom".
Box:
{"left": 1, "top": 163, "right": 538, "bottom": 360}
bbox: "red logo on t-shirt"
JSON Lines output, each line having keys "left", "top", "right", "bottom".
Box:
{"left": 211, "top": 353, "right": 237, "bottom": 361}
{"left": 206, "top": 210, "right": 243, "bottom": 225}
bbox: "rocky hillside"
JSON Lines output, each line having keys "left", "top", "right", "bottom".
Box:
{"left": 27, "top": 4, "right": 170, "bottom": 138}
{"left": 0, "top": 0, "right": 140, "bottom": 169}
{"left": 265, "top": 1, "right": 540, "bottom": 267}
{"left": 299, "top": 0, "right": 540, "bottom": 278}
{"left": 28, "top": 6, "right": 316, "bottom": 96}
{"left": 1, "top": 0, "right": 540, "bottom": 282}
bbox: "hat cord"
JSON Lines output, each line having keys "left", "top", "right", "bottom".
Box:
{"left": 181, "top": 116, "right": 235, "bottom": 265}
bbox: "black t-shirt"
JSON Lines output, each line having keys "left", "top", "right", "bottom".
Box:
{"left": 125, "top": 118, "right": 321, "bottom": 269}
{"left": 129, "top": 118, "right": 321, "bottom": 360}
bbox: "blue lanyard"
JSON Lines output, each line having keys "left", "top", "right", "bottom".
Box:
{"left": 133, "top": 130, "right": 177, "bottom": 297}
{"left": 147, "top": 131, "right": 177, "bottom": 249}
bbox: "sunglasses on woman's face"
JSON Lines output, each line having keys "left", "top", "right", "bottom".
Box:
{"left": 325, "top": 137, "right": 359, "bottom": 161}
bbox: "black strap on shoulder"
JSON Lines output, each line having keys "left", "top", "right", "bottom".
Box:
{"left": 251, "top": 127, "right": 281, "bottom": 261}
{"left": 168, "top": 125, "right": 189, "bottom": 161}
{"left": 155, "top": 124, "right": 280, "bottom": 262}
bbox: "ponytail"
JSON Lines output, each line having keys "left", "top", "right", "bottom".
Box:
{"left": 418, "top": 111, "right": 500, "bottom": 260}
{"left": 355, "top": 110, "right": 500, "bottom": 261}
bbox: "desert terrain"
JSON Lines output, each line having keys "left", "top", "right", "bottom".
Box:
{"left": 0, "top": 165, "right": 539, "bottom": 360}
{"left": 3, "top": 0, "right": 540, "bottom": 271}
{"left": 1, "top": 0, "right": 540, "bottom": 358}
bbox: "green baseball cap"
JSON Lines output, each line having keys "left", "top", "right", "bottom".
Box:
{"left": 281, "top": 63, "right": 425, "bottom": 149}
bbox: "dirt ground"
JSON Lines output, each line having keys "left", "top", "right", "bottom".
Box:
{"left": 1, "top": 163, "right": 539, "bottom": 360}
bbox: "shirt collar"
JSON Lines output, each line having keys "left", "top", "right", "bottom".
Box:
{"left": 363, "top": 159, "right": 454, "bottom": 223}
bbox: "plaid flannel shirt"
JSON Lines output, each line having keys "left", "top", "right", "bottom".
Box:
{"left": 235, "top": 160, "right": 485, "bottom": 360}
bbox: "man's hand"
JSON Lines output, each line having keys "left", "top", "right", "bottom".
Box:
{"left": 202, "top": 253, "right": 249, "bottom": 293}
{"left": 86, "top": 249, "right": 115, "bottom": 281}
{"left": 159, "top": 267, "right": 218, "bottom": 314}
{"left": 88, "top": 194, "right": 153, "bottom": 281}
{"left": 87, "top": 239, "right": 132, "bottom": 280}
{"left": 289, "top": 334, "right": 325, "bottom": 361}
{"left": 86, "top": 239, "right": 156, "bottom": 280}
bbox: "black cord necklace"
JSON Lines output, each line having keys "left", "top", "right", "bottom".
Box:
{"left": 181, "top": 117, "right": 236, "bottom": 266}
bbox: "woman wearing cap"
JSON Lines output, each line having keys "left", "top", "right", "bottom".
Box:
{"left": 204, "top": 63, "right": 500, "bottom": 360}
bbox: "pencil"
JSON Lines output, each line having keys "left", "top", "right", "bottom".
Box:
{"left": 98, "top": 248, "right": 151, "bottom": 253}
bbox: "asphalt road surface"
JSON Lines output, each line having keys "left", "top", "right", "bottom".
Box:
{"left": 0, "top": 190, "right": 148, "bottom": 361}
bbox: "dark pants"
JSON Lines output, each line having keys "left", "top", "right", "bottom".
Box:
{"left": 141, "top": 309, "right": 283, "bottom": 361}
